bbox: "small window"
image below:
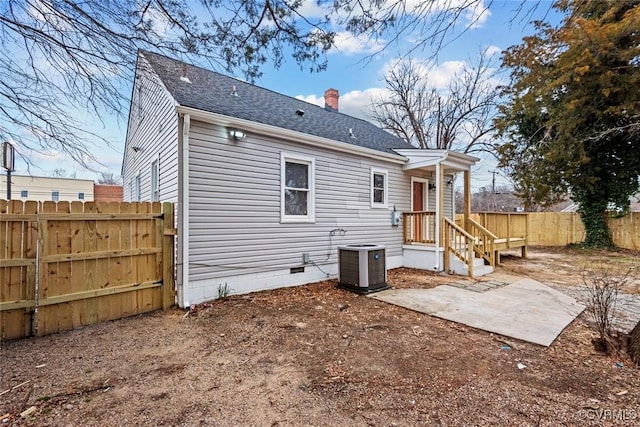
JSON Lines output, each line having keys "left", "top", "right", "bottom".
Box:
{"left": 51, "top": 191, "right": 60, "bottom": 202}
{"left": 78, "top": 192, "right": 85, "bottom": 200}
{"left": 281, "top": 153, "right": 315, "bottom": 223}
{"left": 134, "top": 174, "right": 141, "bottom": 202}
{"left": 371, "top": 168, "right": 388, "bottom": 208}
{"left": 151, "top": 160, "right": 159, "bottom": 201}
{"left": 20, "top": 190, "right": 28, "bottom": 198}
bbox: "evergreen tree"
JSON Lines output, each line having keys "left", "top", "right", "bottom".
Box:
{"left": 497, "top": 0, "right": 640, "bottom": 247}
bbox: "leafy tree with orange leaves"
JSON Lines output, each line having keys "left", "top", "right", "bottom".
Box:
{"left": 497, "top": 0, "right": 640, "bottom": 247}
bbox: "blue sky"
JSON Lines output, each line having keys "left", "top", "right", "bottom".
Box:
{"left": 11, "top": 0, "right": 560, "bottom": 190}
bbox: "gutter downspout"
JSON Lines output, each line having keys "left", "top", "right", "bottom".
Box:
{"left": 178, "top": 113, "right": 190, "bottom": 307}
{"left": 434, "top": 159, "right": 441, "bottom": 270}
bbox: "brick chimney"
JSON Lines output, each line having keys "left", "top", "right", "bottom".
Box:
{"left": 324, "top": 88, "right": 339, "bottom": 112}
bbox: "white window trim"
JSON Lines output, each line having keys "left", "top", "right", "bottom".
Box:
{"left": 134, "top": 173, "right": 141, "bottom": 202}
{"left": 151, "top": 158, "right": 159, "bottom": 202}
{"left": 280, "top": 152, "right": 315, "bottom": 223}
{"left": 410, "top": 176, "right": 429, "bottom": 211}
{"left": 51, "top": 191, "right": 60, "bottom": 202}
{"left": 370, "top": 168, "right": 389, "bottom": 208}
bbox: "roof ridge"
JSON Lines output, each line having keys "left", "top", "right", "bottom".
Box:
{"left": 140, "top": 50, "right": 372, "bottom": 123}
{"left": 138, "top": 50, "right": 416, "bottom": 154}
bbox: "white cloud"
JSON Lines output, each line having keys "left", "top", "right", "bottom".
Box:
{"left": 27, "top": 0, "right": 73, "bottom": 30}
{"left": 296, "top": 87, "right": 390, "bottom": 122}
{"left": 378, "top": 0, "right": 491, "bottom": 29}
{"left": 430, "top": 61, "right": 466, "bottom": 89}
{"left": 298, "top": 0, "right": 490, "bottom": 55}
{"left": 331, "top": 32, "right": 385, "bottom": 56}
{"left": 14, "top": 144, "right": 122, "bottom": 179}
{"left": 144, "top": 3, "right": 174, "bottom": 37}
{"left": 340, "top": 88, "right": 390, "bottom": 120}
{"left": 382, "top": 58, "right": 466, "bottom": 90}
{"left": 296, "top": 0, "right": 330, "bottom": 19}
{"left": 464, "top": 0, "right": 491, "bottom": 29}
{"left": 295, "top": 94, "right": 324, "bottom": 108}
{"left": 484, "top": 45, "right": 502, "bottom": 57}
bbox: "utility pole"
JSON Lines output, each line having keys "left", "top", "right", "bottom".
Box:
{"left": 436, "top": 96, "right": 441, "bottom": 149}
{"left": 488, "top": 170, "right": 498, "bottom": 211}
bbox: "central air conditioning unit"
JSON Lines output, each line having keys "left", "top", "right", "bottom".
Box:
{"left": 337, "top": 244, "right": 389, "bottom": 294}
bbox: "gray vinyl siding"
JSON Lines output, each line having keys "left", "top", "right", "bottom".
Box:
{"left": 122, "top": 57, "right": 179, "bottom": 203}
{"left": 187, "top": 120, "right": 413, "bottom": 282}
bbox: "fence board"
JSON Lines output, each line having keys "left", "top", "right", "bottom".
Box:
{"left": 162, "top": 203, "right": 176, "bottom": 309}
{"left": 70, "top": 201, "right": 85, "bottom": 329}
{"left": 106, "top": 201, "right": 123, "bottom": 322}
{"left": 1, "top": 200, "right": 175, "bottom": 340}
{"left": 120, "top": 202, "right": 135, "bottom": 318}
{"left": 84, "top": 202, "right": 98, "bottom": 325}
{"left": 94, "top": 202, "right": 111, "bottom": 323}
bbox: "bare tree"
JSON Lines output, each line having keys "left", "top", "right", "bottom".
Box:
{"left": 369, "top": 60, "right": 438, "bottom": 148}
{"left": 0, "top": 0, "right": 334, "bottom": 169}
{"left": 371, "top": 49, "right": 500, "bottom": 154}
{"left": 97, "top": 172, "right": 121, "bottom": 185}
{"left": 1, "top": 1, "right": 544, "bottom": 169}
{"left": 438, "top": 49, "right": 500, "bottom": 154}
{"left": 50, "top": 168, "right": 75, "bottom": 178}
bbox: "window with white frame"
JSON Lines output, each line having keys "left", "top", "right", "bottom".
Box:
{"left": 20, "top": 190, "right": 28, "bottom": 198}
{"left": 51, "top": 191, "right": 60, "bottom": 202}
{"left": 281, "top": 153, "right": 315, "bottom": 222}
{"left": 134, "top": 174, "right": 141, "bottom": 202}
{"left": 371, "top": 168, "right": 388, "bottom": 208}
{"left": 151, "top": 159, "right": 159, "bottom": 201}
{"left": 78, "top": 192, "right": 85, "bottom": 200}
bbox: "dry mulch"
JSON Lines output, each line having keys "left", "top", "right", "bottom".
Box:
{"left": 1, "top": 247, "right": 639, "bottom": 426}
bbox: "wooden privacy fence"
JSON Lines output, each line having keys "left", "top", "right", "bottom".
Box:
{"left": 0, "top": 200, "right": 175, "bottom": 340}
{"left": 527, "top": 212, "right": 639, "bottom": 249}
{"left": 456, "top": 212, "right": 639, "bottom": 250}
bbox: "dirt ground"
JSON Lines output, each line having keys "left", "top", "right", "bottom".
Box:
{"left": 1, "top": 247, "right": 639, "bottom": 426}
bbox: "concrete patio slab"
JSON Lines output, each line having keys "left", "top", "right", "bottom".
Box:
{"left": 370, "top": 278, "right": 585, "bottom": 346}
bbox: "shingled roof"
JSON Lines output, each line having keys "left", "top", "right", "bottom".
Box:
{"left": 140, "top": 50, "right": 415, "bottom": 154}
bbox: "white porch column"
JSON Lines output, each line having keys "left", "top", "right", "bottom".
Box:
{"left": 434, "top": 162, "right": 442, "bottom": 269}
{"left": 464, "top": 169, "right": 471, "bottom": 231}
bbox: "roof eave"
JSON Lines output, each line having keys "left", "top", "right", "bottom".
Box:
{"left": 393, "top": 148, "right": 479, "bottom": 171}
{"left": 176, "top": 106, "right": 408, "bottom": 164}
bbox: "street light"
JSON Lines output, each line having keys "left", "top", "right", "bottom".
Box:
{"left": 2, "top": 141, "right": 15, "bottom": 200}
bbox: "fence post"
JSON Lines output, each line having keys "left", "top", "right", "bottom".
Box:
{"left": 162, "top": 202, "right": 176, "bottom": 309}
{"left": 402, "top": 213, "right": 407, "bottom": 244}
{"left": 35, "top": 216, "right": 47, "bottom": 336}
{"left": 443, "top": 221, "right": 450, "bottom": 273}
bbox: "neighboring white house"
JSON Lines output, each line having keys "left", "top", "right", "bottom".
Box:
{"left": 122, "top": 50, "right": 483, "bottom": 308}
{"left": 0, "top": 175, "right": 94, "bottom": 202}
